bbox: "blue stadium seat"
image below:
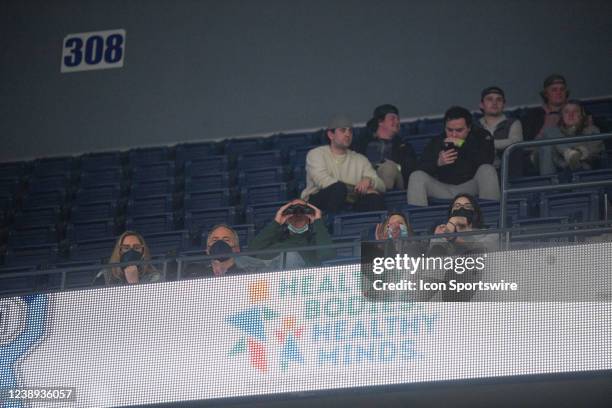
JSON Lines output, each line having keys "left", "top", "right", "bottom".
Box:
{"left": 245, "top": 201, "right": 286, "bottom": 230}
{"left": 14, "top": 207, "right": 61, "bottom": 228}
{"left": 332, "top": 211, "right": 387, "bottom": 238}
{"left": 59, "top": 261, "right": 106, "bottom": 289}
{"left": 184, "top": 207, "right": 239, "bottom": 233}
{"left": 32, "top": 157, "right": 75, "bottom": 177}
{"left": 583, "top": 100, "right": 612, "bottom": 117}
{"left": 539, "top": 191, "right": 600, "bottom": 221}
{"left": 126, "top": 195, "right": 174, "bottom": 216}
{"left": 479, "top": 198, "right": 529, "bottom": 227}
{"left": 225, "top": 138, "right": 266, "bottom": 155}
{"left": 236, "top": 150, "right": 283, "bottom": 171}
{"left": 204, "top": 224, "right": 254, "bottom": 249}
{"left": 125, "top": 213, "right": 177, "bottom": 235}
{"left": 68, "top": 237, "right": 117, "bottom": 263}
{"left": 74, "top": 185, "right": 121, "bottom": 204}
{"left": 237, "top": 167, "right": 285, "bottom": 186}
{"left": 510, "top": 216, "right": 571, "bottom": 246}
{"left": 384, "top": 190, "right": 408, "bottom": 211}
{"left": 67, "top": 220, "right": 116, "bottom": 242}
{"left": 80, "top": 151, "right": 122, "bottom": 172}
{"left": 508, "top": 175, "right": 560, "bottom": 188}
{"left": 132, "top": 162, "right": 176, "bottom": 182}
{"left": 416, "top": 118, "right": 444, "bottom": 135}
{"left": 272, "top": 133, "right": 315, "bottom": 156}
{"left": 241, "top": 183, "right": 288, "bottom": 206}
{"left": 8, "top": 225, "right": 59, "bottom": 247}
{"left": 145, "top": 230, "right": 191, "bottom": 257}
{"left": 80, "top": 168, "right": 124, "bottom": 188}
{"left": 292, "top": 166, "right": 306, "bottom": 184}
{"left": 184, "top": 156, "right": 230, "bottom": 176}
{"left": 70, "top": 201, "right": 117, "bottom": 223}
{"left": 288, "top": 145, "right": 317, "bottom": 165}
{"left": 330, "top": 235, "right": 360, "bottom": 259}
{"left": 131, "top": 178, "right": 175, "bottom": 197}
{"left": 403, "top": 205, "right": 448, "bottom": 232}
{"left": 0, "top": 162, "right": 27, "bottom": 179}
{"left": 175, "top": 142, "right": 219, "bottom": 165}
{"left": 3, "top": 244, "right": 59, "bottom": 268}
{"left": 21, "top": 191, "right": 67, "bottom": 210}
{"left": 27, "top": 175, "right": 70, "bottom": 194}
{"left": 128, "top": 146, "right": 170, "bottom": 166}
{"left": 404, "top": 133, "right": 438, "bottom": 156}
{"left": 571, "top": 168, "right": 612, "bottom": 182}
{"left": 0, "top": 177, "right": 22, "bottom": 196}
{"left": 184, "top": 189, "right": 231, "bottom": 210}
{"left": 0, "top": 193, "right": 13, "bottom": 211}
{"left": 184, "top": 173, "right": 231, "bottom": 191}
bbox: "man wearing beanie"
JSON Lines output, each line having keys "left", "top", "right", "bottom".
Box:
{"left": 354, "top": 104, "right": 417, "bottom": 190}
{"left": 301, "top": 115, "right": 386, "bottom": 213}
{"left": 407, "top": 106, "right": 499, "bottom": 206}
{"left": 475, "top": 86, "right": 523, "bottom": 177}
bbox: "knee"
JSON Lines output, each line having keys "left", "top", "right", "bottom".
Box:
{"left": 408, "top": 170, "right": 428, "bottom": 185}
{"left": 475, "top": 164, "right": 497, "bottom": 178}
{"left": 328, "top": 181, "right": 348, "bottom": 197}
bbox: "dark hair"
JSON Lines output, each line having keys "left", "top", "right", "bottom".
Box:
{"left": 443, "top": 106, "right": 473, "bottom": 128}
{"left": 381, "top": 211, "right": 414, "bottom": 236}
{"left": 447, "top": 193, "right": 484, "bottom": 229}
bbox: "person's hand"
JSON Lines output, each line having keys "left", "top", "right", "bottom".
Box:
{"left": 354, "top": 178, "right": 372, "bottom": 194}
{"left": 437, "top": 148, "right": 458, "bottom": 166}
{"left": 124, "top": 265, "right": 139, "bottom": 284}
{"left": 305, "top": 202, "right": 322, "bottom": 223}
{"left": 434, "top": 224, "right": 447, "bottom": 235}
{"left": 211, "top": 260, "right": 228, "bottom": 277}
{"left": 274, "top": 201, "right": 296, "bottom": 225}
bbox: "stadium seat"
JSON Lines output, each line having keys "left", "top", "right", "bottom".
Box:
{"left": 184, "top": 207, "right": 239, "bottom": 234}
{"left": 125, "top": 213, "right": 177, "bottom": 235}
{"left": 32, "top": 157, "right": 75, "bottom": 177}
{"left": 404, "top": 133, "right": 438, "bottom": 156}
{"left": 402, "top": 205, "right": 448, "bottom": 232}
{"left": 80, "top": 151, "right": 123, "bottom": 172}
{"left": 14, "top": 207, "right": 61, "bottom": 228}
{"left": 80, "top": 168, "right": 124, "bottom": 188}
{"left": 126, "top": 195, "right": 174, "bottom": 216}
{"left": 145, "top": 230, "right": 191, "bottom": 257}
{"left": 132, "top": 162, "right": 176, "bottom": 182}
{"left": 384, "top": 190, "right": 408, "bottom": 211}
{"left": 0, "top": 162, "right": 27, "bottom": 179}
{"left": 58, "top": 261, "right": 106, "bottom": 289}
{"left": 66, "top": 219, "right": 116, "bottom": 242}
{"left": 272, "top": 133, "right": 315, "bottom": 156}
{"left": 68, "top": 237, "right": 117, "bottom": 263}
{"left": 21, "top": 191, "right": 67, "bottom": 210}
{"left": 236, "top": 150, "right": 283, "bottom": 171}
{"left": 224, "top": 138, "right": 266, "bottom": 155}
{"left": 74, "top": 185, "right": 121, "bottom": 204}
{"left": 0, "top": 265, "right": 39, "bottom": 296}
{"left": 175, "top": 142, "right": 219, "bottom": 165}
{"left": 184, "top": 173, "right": 231, "bottom": 191}
{"left": 130, "top": 178, "right": 175, "bottom": 197}
{"left": 7, "top": 225, "right": 59, "bottom": 247}
{"left": 330, "top": 234, "right": 360, "bottom": 259}
{"left": 184, "top": 156, "right": 230, "bottom": 176}
{"left": 3, "top": 244, "right": 59, "bottom": 268}
{"left": 237, "top": 167, "right": 285, "bottom": 186}
{"left": 70, "top": 201, "right": 118, "bottom": 223}
{"left": 241, "top": 183, "right": 288, "bottom": 206}
{"left": 416, "top": 118, "right": 444, "bottom": 135}
{"left": 332, "top": 211, "right": 387, "bottom": 238}
{"left": 539, "top": 191, "right": 600, "bottom": 222}
{"left": 288, "top": 145, "right": 318, "bottom": 165}
{"left": 245, "top": 201, "right": 286, "bottom": 230}
{"left": 184, "top": 189, "right": 231, "bottom": 210}
{"left": 128, "top": 147, "right": 171, "bottom": 166}
{"left": 27, "top": 175, "right": 70, "bottom": 194}
{"left": 0, "top": 177, "right": 22, "bottom": 196}
{"left": 479, "top": 198, "right": 529, "bottom": 227}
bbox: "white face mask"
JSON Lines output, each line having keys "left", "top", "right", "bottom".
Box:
{"left": 288, "top": 223, "right": 309, "bottom": 234}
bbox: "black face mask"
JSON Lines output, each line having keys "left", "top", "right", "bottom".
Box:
{"left": 208, "top": 240, "right": 233, "bottom": 262}
{"left": 120, "top": 249, "right": 143, "bottom": 271}
{"left": 450, "top": 207, "right": 474, "bottom": 225}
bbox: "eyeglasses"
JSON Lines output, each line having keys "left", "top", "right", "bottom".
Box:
{"left": 120, "top": 244, "right": 144, "bottom": 253}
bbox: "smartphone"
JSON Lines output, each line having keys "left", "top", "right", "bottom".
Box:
{"left": 443, "top": 142, "right": 455, "bottom": 151}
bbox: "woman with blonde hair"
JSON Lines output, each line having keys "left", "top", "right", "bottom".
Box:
{"left": 104, "top": 231, "right": 161, "bottom": 286}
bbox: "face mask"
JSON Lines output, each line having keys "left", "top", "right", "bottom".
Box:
{"left": 388, "top": 224, "right": 409, "bottom": 238}
{"left": 288, "top": 223, "right": 309, "bottom": 234}
{"left": 208, "top": 240, "right": 233, "bottom": 262}
{"left": 120, "top": 249, "right": 143, "bottom": 271}
{"left": 451, "top": 208, "right": 474, "bottom": 225}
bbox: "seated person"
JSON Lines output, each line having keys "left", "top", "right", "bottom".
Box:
{"left": 372, "top": 211, "right": 425, "bottom": 256}
{"left": 407, "top": 106, "right": 499, "bottom": 206}
{"left": 429, "top": 193, "right": 499, "bottom": 253}
{"left": 104, "top": 231, "right": 162, "bottom": 286}
{"left": 475, "top": 86, "right": 523, "bottom": 176}
{"left": 539, "top": 100, "right": 602, "bottom": 175}
{"left": 185, "top": 224, "right": 246, "bottom": 278}
{"left": 301, "top": 115, "right": 386, "bottom": 213}
{"left": 354, "top": 104, "right": 417, "bottom": 190}
{"left": 248, "top": 200, "right": 335, "bottom": 267}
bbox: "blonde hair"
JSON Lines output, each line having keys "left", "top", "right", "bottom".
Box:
{"left": 108, "top": 230, "right": 154, "bottom": 281}
{"left": 380, "top": 212, "right": 414, "bottom": 236}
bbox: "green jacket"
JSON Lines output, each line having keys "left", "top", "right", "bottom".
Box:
{"left": 248, "top": 219, "right": 335, "bottom": 266}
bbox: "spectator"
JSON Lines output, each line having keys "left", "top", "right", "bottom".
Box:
{"left": 520, "top": 74, "right": 569, "bottom": 175}
{"left": 104, "top": 231, "right": 162, "bottom": 286}
{"left": 539, "top": 100, "right": 602, "bottom": 175}
{"left": 185, "top": 224, "right": 247, "bottom": 278}
{"left": 355, "top": 104, "right": 417, "bottom": 190}
{"left": 475, "top": 86, "right": 523, "bottom": 176}
{"left": 248, "top": 199, "right": 334, "bottom": 266}
{"left": 406, "top": 106, "right": 499, "bottom": 206}
{"left": 374, "top": 211, "right": 414, "bottom": 240}
{"left": 301, "top": 115, "right": 386, "bottom": 213}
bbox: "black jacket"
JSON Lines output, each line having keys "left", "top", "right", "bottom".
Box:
{"left": 354, "top": 132, "right": 417, "bottom": 189}
{"left": 417, "top": 127, "right": 495, "bottom": 185}
{"left": 520, "top": 107, "right": 546, "bottom": 141}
